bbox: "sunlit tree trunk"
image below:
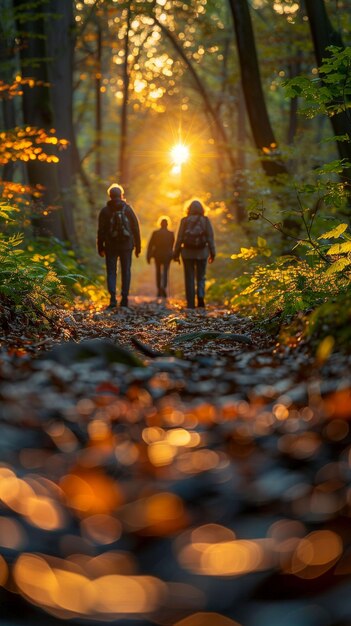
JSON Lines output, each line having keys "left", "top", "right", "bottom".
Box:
{"left": 304, "top": 0, "right": 351, "bottom": 163}
{"left": 228, "top": 0, "right": 287, "bottom": 177}
{"left": 95, "top": 19, "right": 102, "bottom": 179}
{"left": 118, "top": 0, "right": 132, "bottom": 188}
{"left": 47, "top": 0, "right": 77, "bottom": 244}
{"left": 13, "top": 0, "right": 64, "bottom": 239}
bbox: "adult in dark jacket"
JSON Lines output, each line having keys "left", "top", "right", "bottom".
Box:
{"left": 97, "top": 184, "right": 141, "bottom": 308}
{"left": 147, "top": 217, "right": 174, "bottom": 297}
{"left": 173, "top": 199, "right": 215, "bottom": 309}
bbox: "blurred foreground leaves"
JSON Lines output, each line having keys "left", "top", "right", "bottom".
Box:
{"left": 0, "top": 300, "right": 351, "bottom": 626}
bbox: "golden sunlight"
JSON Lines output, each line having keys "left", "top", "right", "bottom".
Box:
{"left": 170, "top": 143, "right": 189, "bottom": 168}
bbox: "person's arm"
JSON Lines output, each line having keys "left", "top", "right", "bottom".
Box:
{"left": 97, "top": 209, "right": 106, "bottom": 256}
{"left": 126, "top": 205, "right": 141, "bottom": 256}
{"left": 206, "top": 217, "right": 216, "bottom": 261}
{"left": 173, "top": 219, "right": 185, "bottom": 260}
{"left": 147, "top": 232, "right": 155, "bottom": 263}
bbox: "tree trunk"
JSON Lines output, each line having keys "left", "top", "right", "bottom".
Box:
{"left": 118, "top": 1, "right": 132, "bottom": 189}
{"left": 95, "top": 19, "right": 102, "bottom": 179}
{"left": 286, "top": 52, "right": 302, "bottom": 145}
{"left": 0, "top": 10, "right": 16, "bottom": 182}
{"left": 228, "top": 0, "right": 287, "bottom": 177}
{"left": 47, "top": 0, "right": 77, "bottom": 244}
{"left": 304, "top": 0, "right": 351, "bottom": 163}
{"left": 234, "top": 83, "right": 247, "bottom": 222}
{"left": 13, "top": 0, "right": 64, "bottom": 239}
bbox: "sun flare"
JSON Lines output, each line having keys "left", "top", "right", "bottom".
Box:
{"left": 170, "top": 143, "right": 189, "bottom": 167}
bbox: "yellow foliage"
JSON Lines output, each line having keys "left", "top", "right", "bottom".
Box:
{"left": 0, "top": 128, "right": 67, "bottom": 166}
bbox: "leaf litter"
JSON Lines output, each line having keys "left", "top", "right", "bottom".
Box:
{"left": 0, "top": 297, "right": 351, "bottom": 626}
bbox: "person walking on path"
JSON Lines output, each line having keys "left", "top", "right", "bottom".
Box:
{"left": 147, "top": 217, "right": 175, "bottom": 298}
{"left": 97, "top": 184, "right": 141, "bottom": 309}
{"left": 173, "top": 199, "right": 215, "bottom": 309}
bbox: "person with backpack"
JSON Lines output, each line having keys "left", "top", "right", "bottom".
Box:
{"left": 147, "top": 217, "right": 175, "bottom": 298}
{"left": 97, "top": 184, "right": 141, "bottom": 309}
{"left": 173, "top": 199, "right": 215, "bottom": 309}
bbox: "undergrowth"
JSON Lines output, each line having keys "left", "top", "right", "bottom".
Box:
{"left": 0, "top": 205, "right": 103, "bottom": 328}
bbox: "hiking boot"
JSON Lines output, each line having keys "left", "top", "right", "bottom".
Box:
{"left": 120, "top": 298, "right": 129, "bottom": 308}
{"left": 106, "top": 299, "right": 117, "bottom": 310}
{"left": 197, "top": 297, "right": 205, "bottom": 308}
{"left": 160, "top": 287, "right": 167, "bottom": 298}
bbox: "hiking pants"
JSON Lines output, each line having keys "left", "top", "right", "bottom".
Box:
{"left": 155, "top": 260, "right": 170, "bottom": 293}
{"left": 182, "top": 257, "right": 207, "bottom": 308}
{"left": 105, "top": 249, "right": 133, "bottom": 301}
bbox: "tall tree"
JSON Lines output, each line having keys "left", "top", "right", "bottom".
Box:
{"left": 47, "top": 0, "right": 77, "bottom": 243}
{"left": 0, "top": 0, "right": 17, "bottom": 182}
{"left": 13, "top": 0, "right": 65, "bottom": 239}
{"left": 228, "top": 0, "right": 287, "bottom": 177}
{"left": 118, "top": 0, "right": 132, "bottom": 188}
{"left": 304, "top": 0, "right": 351, "bottom": 163}
{"left": 94, "top": 16, "right": 102, "bottom": 179}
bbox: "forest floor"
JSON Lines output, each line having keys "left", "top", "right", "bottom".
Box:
{"left": 1, "top": 297, "right": 351, "bottom": 626}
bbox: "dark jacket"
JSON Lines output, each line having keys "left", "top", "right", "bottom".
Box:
{"left": 97, "top": 199, "right": 141, "bottom": 255}
{"left": 174, "top": 215, "right": 215, "bottom": 260}
{"left": 147, "top": 227, "right": 174, "bottom": 263}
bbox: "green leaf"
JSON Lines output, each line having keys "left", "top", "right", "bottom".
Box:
{"left": 257, "top": 236, "right": 266, "bottom": 247}
{"left": 318, "top": 223, "right": 348, "bottom": 239}
{"left": 323, "top": 134, "right": 350, "bottom": 143}
{"left": 315, "top": 160, "right": 350, "bottom": 175}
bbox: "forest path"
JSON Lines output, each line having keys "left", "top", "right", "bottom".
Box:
{"left": 3, "top": 295, "right": 269, "bottom": 357}
{"left": 1, "top": 297, "right": 351, "bottom": 625}
{"left": 59, "top": 295, "right": 269, "bottom": 357}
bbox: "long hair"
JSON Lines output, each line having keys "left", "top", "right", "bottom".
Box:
{"left": 186, "top": 199, "right": 205, "bottom": 216}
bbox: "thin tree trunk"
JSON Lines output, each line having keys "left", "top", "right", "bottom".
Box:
{"left": 0, "top": 15, "right": 16, "bottom": 182}
{"left": 234, "top": 83, "right": 247, "bottom": 222}
{"left": 71, "top": 127, "right": 96, "bottom": 219}
{"left": 287, "top": 93, "right": 298, "bottom": 145}
{"left": 13, "top": 0, "right": 64, "bottom": 239}
{"left": 95, "top": 19, "right": 102, "bottom": 179}
{"left": 47, "top": 0, "right": 77, "bottom": 244}
{"left": 118, "top": 0, "right": 132, "bottom": 188}
{"left": 287, "top": 52, "right": 302, "bottom": 144}
{"left": 228, "top": 0, "right": 287, "bottom": 177}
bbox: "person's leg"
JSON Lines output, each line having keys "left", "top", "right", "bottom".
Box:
{"left": 160, "top": 262, "right": 169, "bottom": 297}
{"left": 182, "top": 258, "right": 195, "bottom": 308}
{"left": 162, "top": 261, "right": 170, "bottom": 291}
{"left": 105, "top": 254, "right": 117, "bottom": 305}
{"left": 196, "top": 258, "right": 207, "bottom": 307}
{"left": 119, "top": 249, "right": 132, "bottom": 306}
{"left": 155, "top": 261, "right": 162, "bottom": 296}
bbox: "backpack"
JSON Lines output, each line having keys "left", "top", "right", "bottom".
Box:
{"left": 183, "top": 216, "right": 207, "bottom": 249}
{"left": 110, "top": 206, "right": 132, "bottom": 241}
